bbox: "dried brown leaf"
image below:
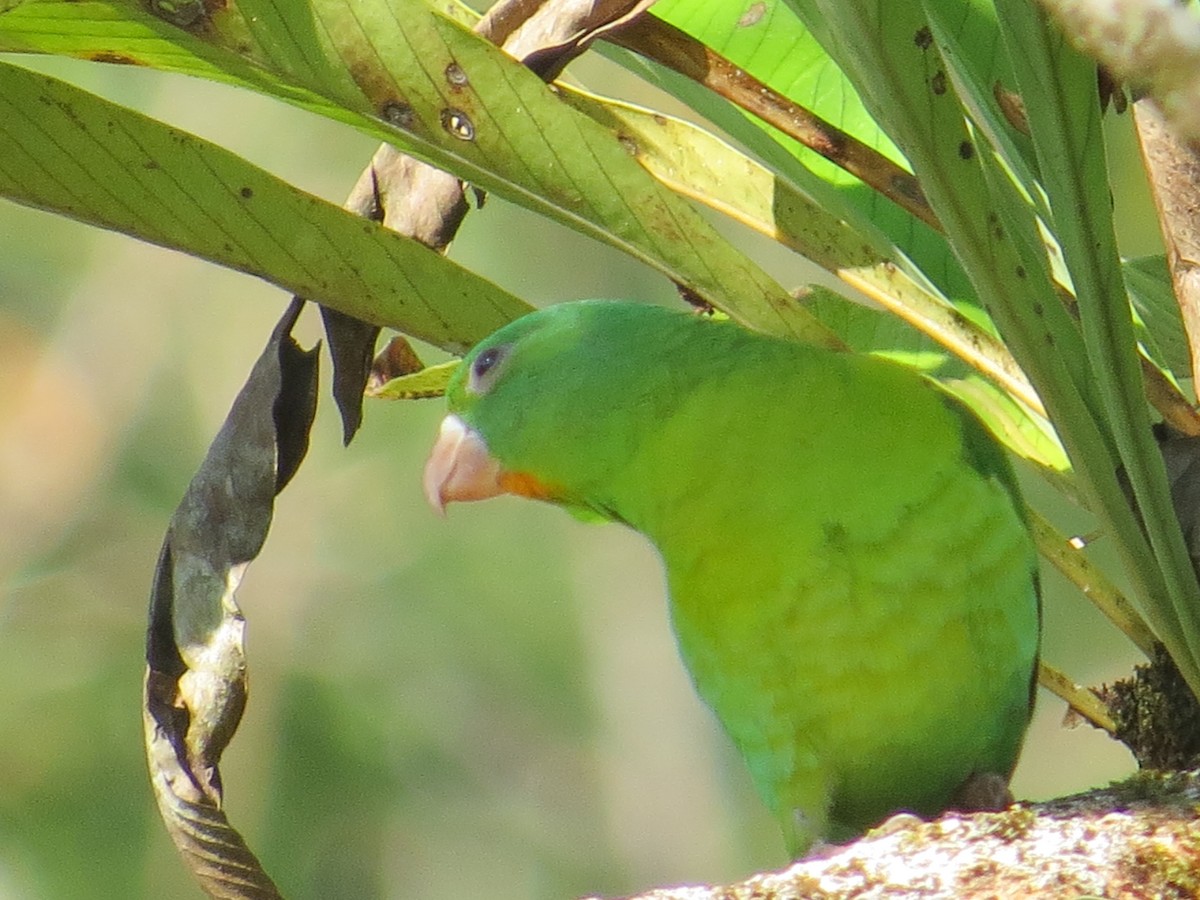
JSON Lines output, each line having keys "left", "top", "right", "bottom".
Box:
{"left": 367, "top": 334, "right": 426, "bottom": 392}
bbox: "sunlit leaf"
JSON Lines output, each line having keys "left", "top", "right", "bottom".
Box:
{"left": 0, "top": 0, "right": 837, "bottom": 345}
{"left": 1126, "top": 255, "right": 1192, "bottom": 377}
{"left": 368, "top": 360, "right": 458, "bottom": 400}
{"left": 0, "top": 59, "right": 530, "bottom": 352}
{"left": 995, "top": 0, "right": 1200, "bottom": 683}
{"left": 631, "top": 0, "right": 979, "bottom": 310}
{"left": 562, "top": 86, "right": 1041, "bottom": 414}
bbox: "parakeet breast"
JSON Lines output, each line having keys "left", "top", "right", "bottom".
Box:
{"left": 606, "top": 343, "right": 1039, "bottom": 845}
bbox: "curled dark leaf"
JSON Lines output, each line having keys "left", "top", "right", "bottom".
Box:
{"left": 143, "top": 298, "right": 318, "bottom": 900}
{"left": 319, "top": 304, "right": 380, "bottom": 446}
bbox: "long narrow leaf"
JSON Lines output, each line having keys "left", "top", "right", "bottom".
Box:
{"left": 995, "top": 0, "right": 1200, "bottom": 677}
{"left": 0, "top": 59, "right": 531, "bottom": 351}
{"left": 636, "top": 1, "right": 979, "bottom": 313}
{"left": 779, "top": 0, "right": 1192, "bottom": 687}
{"left": 0, "top": 0, "right": 837, "bottom": 345}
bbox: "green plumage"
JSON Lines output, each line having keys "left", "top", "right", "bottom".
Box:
{"left": 435, "top": 300, "right": 1040, "bottom": 855}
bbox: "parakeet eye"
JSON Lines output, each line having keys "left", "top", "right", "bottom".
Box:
{"left": 468, "top": 343, "right": 510, "bottom": 394}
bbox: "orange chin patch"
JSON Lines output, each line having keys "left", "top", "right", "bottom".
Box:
{"left": 499, "top": 470, "right": 563, "bottom": 502}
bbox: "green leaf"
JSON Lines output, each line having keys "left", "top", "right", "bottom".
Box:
{"left": 369, "top": 360, "right": 459, "bottom": 400}
{"left": 800, "top": 286, "right": 1066, "bottom": 473}
{"left": 0, "top": 59, "right": 530, "bottom": 351}
{"left": 636, "top": 0, "right": 978, "bottom": 311}
{"left": 775, "top": 0, "right": 1186, "bottom": 685}
{"left": 650, "top": 0, "right": 906, "bottom": 187}
{"left": 799, "top": 286, "right": 944, "bottom": 367}
{"left": 941, "top": 375, "right": 1068, "bottom": 474}
{"left": 995, "top": 0, "right": 1200, "bottom": 681}
{"left": 0, "top": 0, "right": 837, "bottom": 345}
{"left": 1125, "top": 254, "right": 1192, "bottom": 376}
{"left": 561, "top": 85, "right": 1042, "bottom": 414}
{"left": 925, "top": 10, "right": 1047, "bottom": 221}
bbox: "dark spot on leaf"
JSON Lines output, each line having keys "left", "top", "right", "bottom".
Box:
{"left": 676, "top": 284, "right": 714, "bottom": 314}
{"left": 1016, "top": 266, "right": 1027, "bottom": 279}
{"left": 617, "top": 134, "right": 639, "bottom": 156}
{"left": 381, "top": 100, "right": 415, "bottom": 129}
{"left": 445, "top": 62, "right": 468, "bottom": 88}
{"left": 737, "top": 1, "right": 766, "bottom": 27}
{"left": 891, "top": 174, "right": 926, "bottom": 205}
{"left": 240, "top": 186, "right": 253, "bottom": 199}
{"left": 440, "top": 108, "right": 475, "bottom": 141}
{"left": 652, "top": 113, "right": 668, "bottom": 126}
{"left": 150, "top": 0, "right": 206, "bottom": 27}
{"left": 959, "top": 140, "right": 974, "bottom": 160}
{"left": 89, "top": 52, "right": 139, "bottom": 65}
{"left": 143, "top": 160, "right": 159, "bottom": 170}
{"left": 931, "top": 70, "right": 947, "bottom": 96}
{"left": 914, "top": 26, "right": 933, "bottom": 50}
{"left": 995, "top": 82, "right": 1030, "bottom": 134}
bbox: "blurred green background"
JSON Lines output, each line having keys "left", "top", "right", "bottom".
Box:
{"left": 0, "top": 51, "right": 1154, "bottom": 899}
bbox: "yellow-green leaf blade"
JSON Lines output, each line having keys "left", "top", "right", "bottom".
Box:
{"left": 0, "top": 59, "right": 530, "bottom": 351}
{"left": 0, "top": 0, "right": 837, "bottom": 345}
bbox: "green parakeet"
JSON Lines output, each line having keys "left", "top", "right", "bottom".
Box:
{"left": 424, "top": 300, "right": 1039, "bottom": 856}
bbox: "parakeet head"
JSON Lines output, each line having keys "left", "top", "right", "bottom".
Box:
{"left": 423, "top": 300, "right": 715, "bottom": 517}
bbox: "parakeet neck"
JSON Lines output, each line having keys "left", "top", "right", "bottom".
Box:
{"left": 592, "top": 398, "right": 740, "bottom": 552}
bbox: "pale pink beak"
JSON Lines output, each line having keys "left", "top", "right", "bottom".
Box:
{"left": 423, "top": 415, "right": 505, "bottom": 514}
